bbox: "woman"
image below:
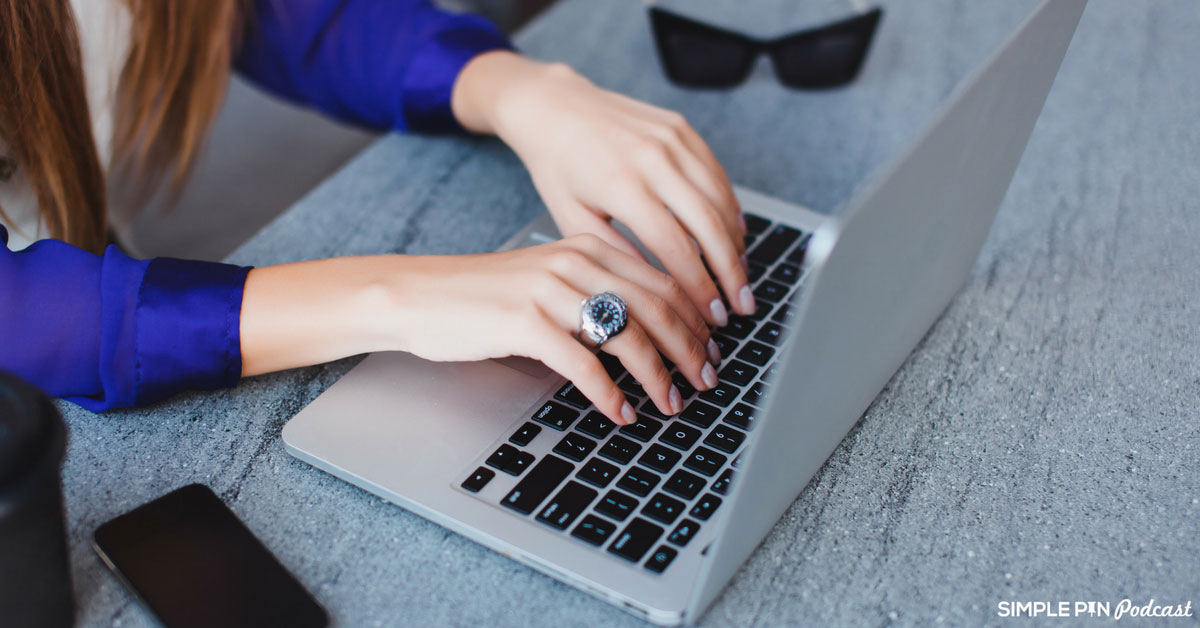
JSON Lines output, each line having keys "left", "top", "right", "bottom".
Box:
{"left": 0, "top": 0, "right": 754, "bottom": 426}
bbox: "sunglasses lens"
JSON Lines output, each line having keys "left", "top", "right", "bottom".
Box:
{"left": 650, "top": 9, "right": 756, "bottom": 88}
{"left": 771, "top": 8, "right": 882, "bottom": 88}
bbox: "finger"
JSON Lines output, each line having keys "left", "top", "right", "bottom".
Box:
{"left": 566, "top": 234, "right": 718, "bottom": 365}
{"left": 632, "top": 148, "right": 755, "bottom": 317}
{"left": 599, "top": 318, "right": 680, "bottom": 417}
{"left": 606, "top": 181, "right": 731, "bottom": 328}
{"left": 538, "top": 247, "right": 685, "bottom": 412}
{"left": 550, "top": 245, "right": 715, "bottom": 395}
{"left": 554, "top": 203, "right": 646, "bottom": 262}
{"left": 527, "top": 316, "right": 635, "bottom": 426}
{"left": 636, "top": 116, "right": 744, "bottom": 245}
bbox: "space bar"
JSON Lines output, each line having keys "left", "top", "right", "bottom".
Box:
{"left": 501, "top": 454, "right": 574, "bottom": 515}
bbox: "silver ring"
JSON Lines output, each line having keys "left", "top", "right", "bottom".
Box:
{"left": 580, "top": 292, "right": 628, "bottom": 347}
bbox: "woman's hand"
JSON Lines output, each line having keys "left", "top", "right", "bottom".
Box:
{"left": 452, "top": 51, "right": 756, "bottom": 328}
{"left": 240, "top": 235, "right": 722, "bottom": 426}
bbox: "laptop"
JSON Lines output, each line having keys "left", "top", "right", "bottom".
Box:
{"left": 281, "top": 1, "right": 1085, "bottom": 623}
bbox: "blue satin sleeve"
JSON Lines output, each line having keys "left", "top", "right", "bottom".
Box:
{"left": 234, "top": 0, "right": 514, "bottom": 133}
{"left": 0, "top": 226, "right": 251, "bottom": 411}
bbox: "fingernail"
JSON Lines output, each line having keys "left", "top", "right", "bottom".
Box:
{"left": 668, "top": 386, "right": 683, "bottom": 414}
{"left": 738, "top": 213, "right": 747, "bottom": 232}
{"left": 740, "top": 253, "right": 749, "bottom": 274}
{"left": 701, "top": 363, "right": 718, "bottom": 389}
{"left": 709, "top": 298, "right": 729, "bottom": 327}
{"left": 621, "top": 401, "right": 637, "bottom": 425}
{"left": 707, "top": 338, "right": 721, "bottom": 365}
{"left": 738, "top": 285, "right": 756, "bottom": 314}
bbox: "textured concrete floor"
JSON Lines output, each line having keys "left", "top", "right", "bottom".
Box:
{"left": 57, "top": 0, "right": 1198, "bottom": 626}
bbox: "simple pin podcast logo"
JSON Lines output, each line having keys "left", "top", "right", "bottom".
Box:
{"left": 997, "top": 599, "right": 1193, "bottom": 620}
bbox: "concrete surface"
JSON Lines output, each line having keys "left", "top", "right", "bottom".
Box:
{"left": 57, "top": 0, "right": 1199, "bottom": 626}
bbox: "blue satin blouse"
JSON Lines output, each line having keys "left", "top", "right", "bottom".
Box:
{"left": 0, "top": 0, "right": 512, "bottom": 410}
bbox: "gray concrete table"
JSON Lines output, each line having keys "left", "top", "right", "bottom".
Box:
{"left": 60, "top": 0, "right": 1199, "bottom": 625}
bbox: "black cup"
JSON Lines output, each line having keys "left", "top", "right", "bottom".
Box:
{"left": 0, "top": 372, "right": 75, "bottom": 628}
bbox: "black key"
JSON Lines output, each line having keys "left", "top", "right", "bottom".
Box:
{"left": 620, "top": 416, "right": 663, "bottom": 442}
{"left": 576, "top": 411, "right": 616, "bottom": 439}
{"left": 743, "top": 381, "right": 769, "bottom": 406}
{"left": 536, "top": 481, "right": 599, "bottom": 530}
{"left": 509, "top": 422, "right": 542, "bottom": 447}
{"left": 746, "top": 299, "right": 771, "bottom": 321}
{"left": 699, "top": 383, "right": 738, "bottom": 407}
{"left": 736, "top": 341, "right": 775, "bottom": 367}
{"left": 485, "top": 444, "right": 519, "bottom": 470}
{"left": 684, "top": 446, "right": 727, "bottom": 477}
{"left": 642, "top": 492, "right": 686, "bottom": 525}
{"left": 671, "top": 371, "right": 696, "bottom": 399}
{"left": 554, "top": 382, "right": 592, "bottom": 409}
{"left": 771, "top": 303, "right": 796, "bottom": 326}
{"left": 718, "top": 360, "right": 758, "bottom": 387}
{"left": 710, "top": 333, "right": 738, "bottom": 359}
{"left": 724, "top": 404, "right": 757, "bottom": 431}
{"left": 660, "top": 422, "right": 702, "bottom": 451}
{"left": 786, "top": 233, "right": 812, "bottom": 265}
{"left": 743, "top": 213, "right": 770, "bottom": 235}
{"left": 598, "top": 352, "right": 625, "bottom": 380}
{"left": 608, "top": 518, "right": 664, "bottom": 563}
{"left": 753, "top": 280, "right": 789, "bottom": 304}
{"left": 664, "top": 469, "right": 706, "bottom": 500}
{"left": 743, "top": 233, "right": 756, "bottom": 249}
{"left": 770, "top": 263, "right": 802, "bottom": 285}
{"left": 638, "top": 444, "right": 683, "bottom": 474}
{"left": 571, "top": 515, "right": 617, "bottom": 546}
{"left": 690, "top": 493, "right": 723, "bottom": 521}
{"left": 704, "top": 425, "right": 746, "bottom": 454}
{"left": 640, "top": 397, "right": 671, "bottom": 420}
{"left": 747, "top": 261, "right": 767, "bottom": 283}
{"left": 501, "top": 455, "right": 574, "bottom": 515}
{"left": 721, "top": 316, "right": 755, "bottom": 340}
{"left": 531, "top": 401, "right": 581, "bottom": 431}
{"left": 598, "top": 435, "right": 642, "bottom": 465}
{"left": 712, "top": 469, "right": 734, "bottom": 495}
{"left": 644, "top": 545, "right": 678, "bottom": 574}
{"left": 577, "top": 457, "right": 620, "bottom": 488}
{"left": 461, "top": 467, "right": 495, "bottom": 493}
{"left": 765, "top": 363, "right": 783, "bottom": 381}
{"left": 595, "top": 490, "right": 639, "bottom": 521}
{"left": 504, "top": 451, "right": 535, "bottom": 476}
{"left": 748, "top": 224, "right": 801, "bottom": 264}
{"left": 553, "top": 432, "right": 597, "bottom": 462}
{"left": 668, "top": 519, "right": 701, "bottom": 547}
{"left": 754, "top": 323, "right": 785, "bottom": 346}
{"left": 679, "top": 400, "right": 722, "bottom": 428}
{"left": 617, "top": 467, "right": 662, "bottom": 497}
{"left": 618, "top": 373, "right": 646, "bottom": 397}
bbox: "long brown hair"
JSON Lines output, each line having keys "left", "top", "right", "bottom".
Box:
{"left": 0, "top": 0, "right": 242, "bottom": 253}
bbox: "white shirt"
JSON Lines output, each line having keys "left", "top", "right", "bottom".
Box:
{"left": 0, "top": 0, "right": 131, "bottom": 251}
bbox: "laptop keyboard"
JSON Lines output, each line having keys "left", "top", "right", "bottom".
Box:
{"left": 459, "top": 211, "right": 813, "bottom": 576}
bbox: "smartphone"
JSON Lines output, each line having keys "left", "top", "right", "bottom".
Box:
{"left": 93, "top": 484, "right": 328, "bottom": 628}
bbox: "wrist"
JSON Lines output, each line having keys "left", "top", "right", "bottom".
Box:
{"left": 451, "top": 51, "right": 580, "bottom": 137}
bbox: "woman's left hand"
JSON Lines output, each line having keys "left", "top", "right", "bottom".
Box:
{"left": 452, "top": 51, "right": 755, "bottom": 329}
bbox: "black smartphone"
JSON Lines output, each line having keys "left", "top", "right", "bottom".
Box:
{"left": 93, "top": 484, "right": 328, "bottom": 628}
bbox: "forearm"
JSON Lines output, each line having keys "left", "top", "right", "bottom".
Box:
{"left": 240, "top": 256, "right": 406, "bottom": 376}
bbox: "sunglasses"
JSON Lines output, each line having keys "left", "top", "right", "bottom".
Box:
{"left": 648, "top": 5, "right": 883, "bottom": 89}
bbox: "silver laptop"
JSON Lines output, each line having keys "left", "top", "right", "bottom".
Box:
{"left": 282, "top": 1, "right": 1085, "bottom": 623}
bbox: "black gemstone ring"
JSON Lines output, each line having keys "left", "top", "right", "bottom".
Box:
{"left": 580, "top": 292, "right": 628, "bottom": 347}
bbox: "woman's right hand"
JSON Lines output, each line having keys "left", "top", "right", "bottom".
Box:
{"left": 241, "top": 234, "right": 721, "bottom": 426}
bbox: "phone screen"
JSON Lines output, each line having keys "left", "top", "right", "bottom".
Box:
{"left": 93, "top": 484, "right": 328, "bottom": 628}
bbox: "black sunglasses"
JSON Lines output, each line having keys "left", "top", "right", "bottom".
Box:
{"left": 649, "top": 6, "right": 883, "bottom": 89}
